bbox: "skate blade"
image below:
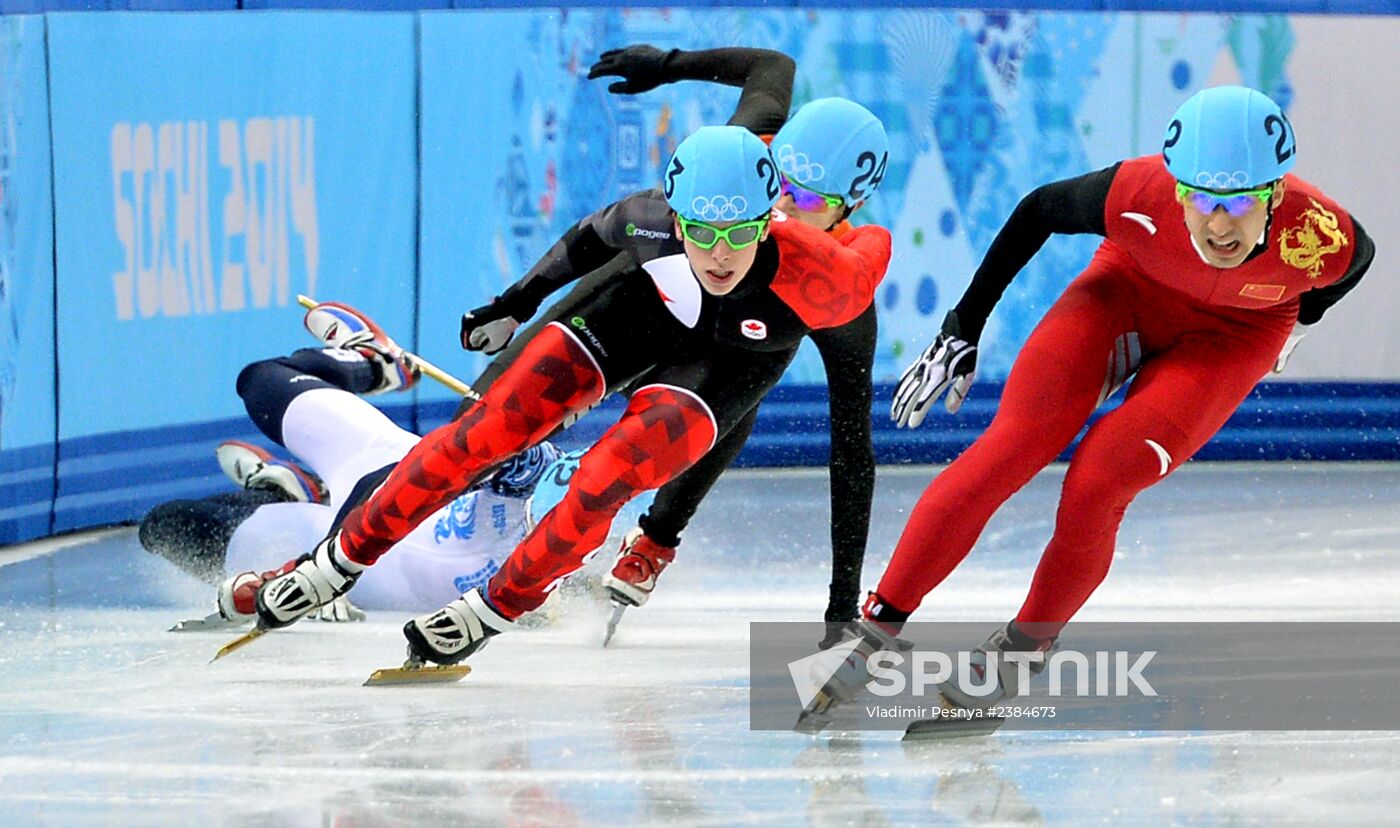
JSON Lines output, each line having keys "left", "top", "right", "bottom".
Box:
{"left": 210, "top": 625, "right": 268, "bottom": 662}
{"left": 363, "top": 663, "right": 472, "bottom": 687}
{"left": 793, "top": 690, "right": 839, "bottom": 734}
{"left": 170, "top": 613, "right": 244, "bottom": 633}
{"left": 602, "top": 602, "right": 628, "bottom": 647}
{"left": 902, "top": 710, "right": 1005, "bottom": 741}
{"left": 794, "top": 708, "right": 834, "bottom": 735}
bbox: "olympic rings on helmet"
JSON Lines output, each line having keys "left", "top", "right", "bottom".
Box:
{"left": 689, "top": 195, "right": 751, "bottom": 222}
{"left": 1194, "top": 170, "right": 1252, "bottom": 190}
{"left": 775, "top": 144, "right": 826, "bottom": 184}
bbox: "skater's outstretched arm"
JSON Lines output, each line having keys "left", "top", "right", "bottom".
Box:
{"left": 462, "top": 193, "right": 648, "bottom": 354}
{"left": 810, "top": 304, "right": 878, "bottom": 622}
{"left": 768, "top": 216, "right": 892, "bottom": 330}
{"left": 892, "top": 165, "right": 1119, "bottom": 427}
{"left": 589, "top": 45, "right": 794, "bottom": 136}
{"left": 952, "top": 163, "right": 1120, "bottom": 343}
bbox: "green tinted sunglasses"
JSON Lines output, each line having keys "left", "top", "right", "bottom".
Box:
{"left": 677, "top": 215, "right": 769, "bottom": 251}
{"left": 1175, "top": 181, "right": 1275, "bottom": 218}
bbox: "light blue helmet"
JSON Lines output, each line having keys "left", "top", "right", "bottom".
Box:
{"left": 772, "top": 97, "right": 889, "bottom": 206}
{"left": 1163, "top": 85, "right": 1296, "bottom": 190}
{"left": 485, "top": 441, "right": 562, "bottom": 499}
{"left": 663, "top": 125, "right": 780, "bottom": 222}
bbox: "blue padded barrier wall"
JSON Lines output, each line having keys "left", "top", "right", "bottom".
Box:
{"left": 0, "top": 15, "right": 57, "bottom": 543}
{"left": 0, "top": 1, "right": 235, "bottom": 11}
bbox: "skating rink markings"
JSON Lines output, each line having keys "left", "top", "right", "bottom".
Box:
{"left": 2, "top": 463, "right": 1398, "bottom": 826}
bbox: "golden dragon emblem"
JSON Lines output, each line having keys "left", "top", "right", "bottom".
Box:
{"left": 1278, "top": 197, "right": 1348, "bottom": 279}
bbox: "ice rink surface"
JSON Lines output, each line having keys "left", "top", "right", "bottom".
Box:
{"left": 3, "top": 462, "right": 1399, "bottom": 826}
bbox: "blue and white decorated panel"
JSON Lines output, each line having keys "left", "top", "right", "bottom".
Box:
{"left": 0, "top": 15, "right": 57, "bottom": 543}
{"left": 44, "top": 12, "right": 419, "bottom": 528}
{"left": 418, "top": 11, "right": 544, "bottom": 403}
{"left": 416, "top": 9, "right": 1386, "bottom": 384}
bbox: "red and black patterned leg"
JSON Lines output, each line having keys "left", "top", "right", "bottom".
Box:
{"left": 487, "top": 384, "right": 718, "bottom": 618}
{"left": 339, "top": 323, "right": 605, "bottom": 565}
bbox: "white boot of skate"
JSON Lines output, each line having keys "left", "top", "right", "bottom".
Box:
{"left": 254, "top": 533, "right": 364, "bottom": 629}
{"left": 403, "top": 588, "right": 514, "bottom": 666}
{"left": 217, "top": 567, "right": 364, "bottom": 623}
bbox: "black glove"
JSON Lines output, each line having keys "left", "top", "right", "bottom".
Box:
{"left": 587, "top": 45, "right": 677, "bottom": 95}
{"left": 460, "top": 299, "right": 522, "bottom": 355}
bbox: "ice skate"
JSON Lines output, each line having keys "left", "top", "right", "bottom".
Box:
{"left": 210, "top": 535, "right": 364, "bottom": 660}
{"left": 187, "top": 566, "right": 367, "bottom": 628}
{"left": 168, "top": 612, "right": 243, "bottom": 633}
{"left": 303, "top": 300, "right": 420, "bottom": 394}
{"left": 177, "top": 567, "right": 290, "bottom": 633}
{"left": 939, "top": 622, "right": 1056, "bottom": 709}
{"left": 601, "top": 527, "right": 676, "bottom": 646}
{"left": 364, "top": 589, "right": 511, "bottom": 685}
{"left": 215, "top": 440, "right": 327, "bottom": 504}
{"left": 901, "top": 696, "right": 1007, "bottom": 741}
{"left": 254, "top": 533, "right": 363, "bottom": 629}
{"left": 406, "top": 588, "right": 512, "bottom": 662}
{"left": 794, "top": 619, "right": 904, "bottom": 734}
{"left": 902, "top": 622, "right": 1056, "bottom": 741}
{"left": 363, "top": 651, "right": 473, "bottom": 687}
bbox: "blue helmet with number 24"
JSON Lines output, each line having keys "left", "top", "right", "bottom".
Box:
{"left": 1163, "top": 85, "right": 1296, "bottom": 190}
{"left": 664, "top": 125, "right": 779, "bottom": 223}
{"left": 772, "top": 97, "right": 889, "bottom": 207}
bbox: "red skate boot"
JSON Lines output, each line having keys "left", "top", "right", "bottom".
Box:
{"left": 599, "top": 527, "right": 676, "bottom": 646}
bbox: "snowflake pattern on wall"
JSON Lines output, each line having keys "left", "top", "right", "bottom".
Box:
{"left": 489, "top": 9, "right": 1293, "bottom": 381}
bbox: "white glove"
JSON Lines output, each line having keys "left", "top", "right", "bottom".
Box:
{"left": 891, "top": 312, "right": 978, "bottom": 428}
{"left": 1272, "top": 322, "right": 1310, "bottom": 374}
{"left": 307, "top": 595, "right": 367, "bottom": 623}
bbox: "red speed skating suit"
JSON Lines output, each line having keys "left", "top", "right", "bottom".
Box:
{"left": 875, "top": 155, "right": 1370, "bottom": 636}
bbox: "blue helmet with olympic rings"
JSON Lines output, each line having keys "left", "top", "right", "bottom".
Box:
{"left": 663, "top": 125, "right": 780, "bottom": 223}
{"left": 485, "top": 441, "right": 562, "bottom": 499}
{"left": 1163, "top": 85, "right": 1296, "bottom": 190}
{"left": 772, "top": 97, "right": 889, "bottom": 207}
{"left": 524, "top": 447, "right": 580, "bottom": 530}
